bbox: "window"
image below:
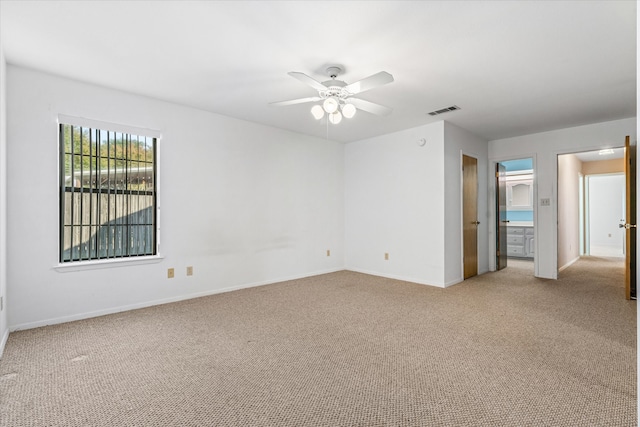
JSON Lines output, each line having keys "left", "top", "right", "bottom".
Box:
{"left": 59, "top": 121, "right": 157, "bottom": 263}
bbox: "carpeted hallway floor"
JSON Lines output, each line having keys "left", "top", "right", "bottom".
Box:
{"left": 0, "top": 256, "right": 636, "bottom": 426}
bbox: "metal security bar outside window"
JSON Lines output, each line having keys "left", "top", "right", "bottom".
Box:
{"left": 59, "top": 123, "right": 157, "bottom": 263}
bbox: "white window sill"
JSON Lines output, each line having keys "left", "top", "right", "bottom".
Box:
{"left": 54, "top": 255, "right": 164, "bottom": 272}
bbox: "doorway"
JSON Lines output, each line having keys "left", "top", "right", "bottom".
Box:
{"left": 558, "top": 149, "right": 625, "bottom": 267}
{"left": 495, "top": 158, "right": 535, "bottom": 273}
{"left": 584, "top": 174, "right": 625, "bottom": 257}
{"left": 557, "top": 142, "right": 634, "bottom": 300}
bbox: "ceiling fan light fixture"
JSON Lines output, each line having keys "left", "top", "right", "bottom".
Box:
{"left": 342, "top": 103, "right": 356, "bottom": 119}
{"left": 271, "top": 67, "right": 394, "bottom": 125}
{"left": 310, "top": 105, "right": 325, "bottom": 120}
{"left": 328, "top": 111, "right": 342, "bottom": 124}
{"left": 323, "top": 97, "right": 339, "bottom": 114}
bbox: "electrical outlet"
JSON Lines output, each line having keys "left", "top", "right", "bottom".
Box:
{"left": 540, "top": 198, "right": 551, "bottom": 206}
{"left": 167, "top": 268, "right": 175, "bottom": 279}
{"left": 186, "top": 266, "right": 193, "bottom": 276}
{"left": 326, "top": 249, "right": 331, "bottom": 257}
{"left": 385, "top": 253, "right": 389, "bottom": 260}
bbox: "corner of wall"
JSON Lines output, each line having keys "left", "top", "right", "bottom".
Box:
{"left": 344, "top": 121, "right": 447, "bottom": 286}
{"left": 0, "top": 43, "right": 8, "bottom": 357}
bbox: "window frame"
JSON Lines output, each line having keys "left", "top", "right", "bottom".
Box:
{"left": 55, "top": 115, "right": 162, "bottom": 271}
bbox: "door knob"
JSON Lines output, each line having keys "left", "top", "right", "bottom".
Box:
{"left": 619, "top": 223, "right": 637, "bottom": 229}
{"left": 472, "top": 221, "right": 481, "bottom": 225}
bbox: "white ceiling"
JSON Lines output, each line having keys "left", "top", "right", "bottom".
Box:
{"left": 0, "top": 1, "right": 636, "bottom": 143}
{"left": 573, "top": 147, "right": 625, "bottom": 162}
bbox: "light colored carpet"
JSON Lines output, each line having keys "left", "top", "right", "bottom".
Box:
{"left": 0, "top": 256, "right": 636, "bottom": 426}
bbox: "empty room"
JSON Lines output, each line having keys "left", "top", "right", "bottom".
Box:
{"left": 0, "top": 1, "right": 636, "bottom": 426}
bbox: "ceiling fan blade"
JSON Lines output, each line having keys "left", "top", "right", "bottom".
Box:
{"left": 349, "top": 98, "right": 393, "bottom": 116}
{"left": 343, "top": 71, "right": 394, "bottom": 95}
{"left": 270, "top": 96, "right": 322, "bottom": 107}
{"left": 287, "top": 72, "right": 327, "bottom": 92}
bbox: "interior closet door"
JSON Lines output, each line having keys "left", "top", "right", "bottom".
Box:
{"left": 623, "top": 135, "right": 636, "bottom": 300}
{"left": 463, "top": 155, "right": 479, "bottom": 279}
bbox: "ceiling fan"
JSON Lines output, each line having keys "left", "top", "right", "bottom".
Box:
{"left": 270, "top": 66, "right": 394, "bottom": 124}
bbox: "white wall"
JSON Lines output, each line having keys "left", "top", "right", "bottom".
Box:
{"left": 344, "top": 120, "right": 489, "bottom": 287}
{"left": 0, "top": 44, "right": 8, "bottom": 355}
{"left": 6, "top": 66, "right": 634, "bottom": 334}
{"left": 489, "top": 118, "right": 636, "bottom": 278}
{"left": 345, "top": 122, "right": 447, "bottom": 286}
{"left": 443, "top": 121, "right": 489, "bottom": 284}
{"left": 557, "top": 154, "right": 582, "bottom": 269}
{"left": 582, "top": 158, "right": 623, "bottom": 175}
{"left": 7, "top": 66, "right": 345, "bottom": 330}
{"left": 588, "top": 174, "right": 624, "bottom": 255}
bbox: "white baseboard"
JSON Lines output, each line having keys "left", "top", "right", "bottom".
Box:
{"left": 9, "top": 267, "right": 345, "bottom": 332}
{"left": 444, "top": 267, "right": 490, "bottom": 287}
{"left": 444, "top": 277, "right": 463, "bottom": 287}
{"left": 345, "top": 267, "right": 444, "bottom": 288}
{"left": 559, "top": 256, "right": 580, "bottom": 272}
{"left": 0, "top": 327, "right": 9, "bottom": 359}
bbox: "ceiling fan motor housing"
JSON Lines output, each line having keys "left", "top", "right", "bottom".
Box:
{"left": 320, "top": 66, "right": 351, "bottom": 101}
{"left": 320, "top": 83, "right": 350, "bottom": 101}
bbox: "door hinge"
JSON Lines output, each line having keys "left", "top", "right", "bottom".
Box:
{"left": 496, "top": 250, "right": 500, "bottom": 256}
{"left": 496, "top": 171, "right": 500, "bottom": 178}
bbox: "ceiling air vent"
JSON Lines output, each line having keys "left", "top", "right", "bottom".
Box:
{"left": 428, "top": 105, "right": 461, "bottom": 116}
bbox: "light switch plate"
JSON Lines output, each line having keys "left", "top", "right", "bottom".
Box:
{"left": 540, "top": 198, "right": 551, "bottom": 206}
